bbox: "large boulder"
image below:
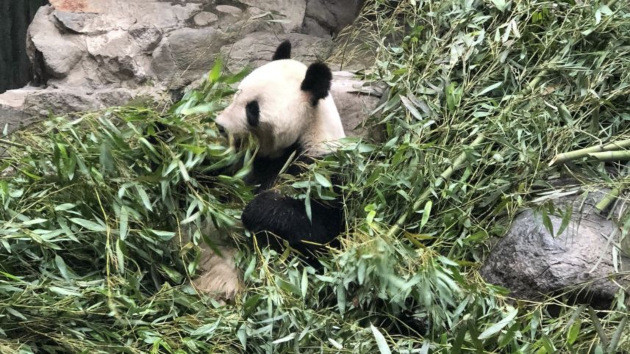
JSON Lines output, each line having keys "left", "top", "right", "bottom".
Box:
{"left": 0, "top": 87, "right": 159, "bottom": 134}
{"left": 481, "top": 187, "right": 630, "bottom": 307}
{"left": 303, "top": 0, "right": 365, "bottom": 37}
{"left": 237, "top": 0, "right": 306, "bottom": 33}
{"left": 151, "top": 27, "right": 231, "bottom": 89}
{"left": 331, "top": 71, "right": 383, "bottom": 140}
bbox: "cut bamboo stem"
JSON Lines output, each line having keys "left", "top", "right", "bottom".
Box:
{"left": 594, "top": 161, "right": 629, "bottom": 214}
{"left": 588, "top": 151, "right": 630, "bottom": 162}
{"left": 549, "top": 139, "right": 630, "bottom": 166}
{"left": 595, "top": 187, "right": 620, "bottom": 213}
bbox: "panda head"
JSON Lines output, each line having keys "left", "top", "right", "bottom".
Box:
{"left": 216, "top": 40, "right": 346, "bottom": 158}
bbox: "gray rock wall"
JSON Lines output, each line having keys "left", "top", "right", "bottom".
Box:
{"left": 0, "top": 0, "right": 372, "bottom": 135}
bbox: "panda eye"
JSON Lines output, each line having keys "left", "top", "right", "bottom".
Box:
{"left": 246, "top": 100, "right": 260, "bottom": 127}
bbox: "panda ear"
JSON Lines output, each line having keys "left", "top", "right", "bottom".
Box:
{"left": 300, "top": 62, "right": 332, "bottom": 105}
{"left": 272, "top": 40, "right": 291, "bottom": 61}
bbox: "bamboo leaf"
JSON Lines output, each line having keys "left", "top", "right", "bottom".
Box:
{"left": 314, "top": 172, "right": 332, "bottom": 188}
{"left": 116, "top": 239, "right": 125, "bottom": 274}
{"left": 420, "top": 200, "right": 432, "bottom": 228}
{"left": 478, "top": 307, "right": 518, "bottom": 340}
{"left": 136, "top": 185, "right": 153, "bottom": 212}
{"left": 119, "top": 206, "right": 129, "bottom": 240}
{"left": 371, "top": 324, "right": 392, "bottom": 354}
{"left": 476, "top": 82, "right": 503, "bottom": 96}
{"left": 69, "top": 218, "right": 107, "bottom": 232}
{"left": 401, "top": 95, "right": 423, "bottom": 120}
{"left": 208, "top": 58, "right": 223, "bottom": 84}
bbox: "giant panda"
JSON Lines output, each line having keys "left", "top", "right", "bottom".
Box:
{"left": 194, "top": 40, "right": 346, "bottom": 299}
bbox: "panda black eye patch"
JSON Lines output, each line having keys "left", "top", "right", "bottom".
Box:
{"left": 246, "top": 100, "right": 260, "bottom": 127}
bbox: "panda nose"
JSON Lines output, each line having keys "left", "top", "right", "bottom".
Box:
{"left": 217, "top": 124, "right": 227, "bottom": 137}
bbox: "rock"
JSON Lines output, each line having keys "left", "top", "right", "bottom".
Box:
{"left": 0, "top": 87, "right": 161, "bottom": 133}
{"left": 331, "top": 71, "right": 383, "bottom": 139}
{"left": 480, "top": 188, "right": 630, "bottom": 307}
{"left": 0, "top": 89, "right": 38, "bottom": 134}
{"left": 215, "top": 5, "right": 243, "bottom": 16}
{"left": 238, "top": 0, "right": 306, "bottom": 33}
{"left": 86, "top": 30, "right": 149, "bottom": 84}
{"left": 50, "top": 0, "right": 201, "bottom": 30}
{"left": 128, "top": 26, "right": 162, "bottom": 53}
{"left": 152, "top": 27, "right": 230, "bottom": 88}
{"left": 28, "top": 7, "right": 84, "bottom": 79}
{"left": 211, "top": 6, "right": 276, "bottom": 36}
{"left": 303, "top": 0, "right": 364, "bottom": 36}
{"left": 49, "top": 0, "right": 93, "bottom": 13}
{"left": 221, "top": 32, "right": 333, "bottom": 73}
{"left": 194, "top": 11, "right": 219, "bottom": 27}
{"left": 302, "top": 17, "right": 331, "bottom": 38}
{"left": 23, "top": 88, "right": 100, "bottom": 117}
{"left": 53, "top": 10, "right": 132, "bottom": 35}
{"left": 93, "top": 88, "right": 145, "bottom": 107}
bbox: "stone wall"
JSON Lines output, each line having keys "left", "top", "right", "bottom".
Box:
{"left": 0, "top": 0, "right": 379, "bottom": 137}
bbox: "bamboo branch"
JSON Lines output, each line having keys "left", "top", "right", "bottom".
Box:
{"left": 386, "top": 133, "right": 485, "bottom": 238}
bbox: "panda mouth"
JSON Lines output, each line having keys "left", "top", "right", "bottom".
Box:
{"left": 228, "top": 133, "right": 243, "bottom": 151}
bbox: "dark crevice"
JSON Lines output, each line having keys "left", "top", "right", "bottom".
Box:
{"left": 0, "top": 0, "right": 49, "bottom": 93}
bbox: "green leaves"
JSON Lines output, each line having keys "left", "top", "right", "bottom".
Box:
{"left": 0, "top": 103, "right": 251, "bottom": 352}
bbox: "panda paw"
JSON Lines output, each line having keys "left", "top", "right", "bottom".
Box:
{"left": 192, "top": 245, "right": 242, "bottom": 301}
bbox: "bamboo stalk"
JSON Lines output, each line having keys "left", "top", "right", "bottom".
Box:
{"left": 549, "top": 139, "right": 630, "bottom": 166}
{"left": 0, "top": 138, "right": 27, "bottom": 148}
{"left": 525, "top": 70, "right": 548, "bottom": 94}
{"left": 595, "top": 161, "right": 629, "bottom": 214}
{"left": 386, "top": 133, "right": 485, "bottom": 238}
{"left": 595, "top": 187, "right": 620, "bottom": 213}
{"left": 588, "top": 151, "right": 630, "bottom": 162}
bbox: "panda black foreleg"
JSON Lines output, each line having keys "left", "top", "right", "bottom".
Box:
{"left": 242, "top": 190, "right": 342, "bottom": 261}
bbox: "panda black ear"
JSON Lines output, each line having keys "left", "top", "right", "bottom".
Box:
{"left": 300, "top": 62, "right": 332, "bottom": 106}
{"left": 272, "top": 40, "right": 292, "bottom": 61}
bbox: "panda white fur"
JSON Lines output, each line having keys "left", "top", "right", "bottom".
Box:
{"left": 193, "top": 41, "right": 346, "bottom": 299}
